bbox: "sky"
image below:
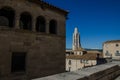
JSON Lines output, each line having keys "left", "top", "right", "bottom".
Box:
{"left": 45, "top": 0, "right": 120, "bottom": 49}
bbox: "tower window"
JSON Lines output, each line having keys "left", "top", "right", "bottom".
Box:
{"left": 11, "top": 52, "right": 26, "bottom": 72}
{"left": 0, "top": 7, "right": 15, "bottom": 27}
{"left": 36, "top": 16, "right": 46, "bottom": 32}
{"left": 49, "top": 20, "right": 57, "bottom": 34}
{"left": 20, "top": 12, "right": 32, "bottom": 30}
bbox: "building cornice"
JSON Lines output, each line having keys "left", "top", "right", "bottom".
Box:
{"left": 28, "top": 0, "right": 69, "bottom": 16}
{"left": 104, "top": 40, "right": 120, "bottom": 44}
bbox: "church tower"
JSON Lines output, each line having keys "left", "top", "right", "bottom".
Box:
{"left": 72, "top": 27, "right": 81, "bottom": 50}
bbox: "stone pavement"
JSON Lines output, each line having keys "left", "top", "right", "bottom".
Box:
{"left": 33, "top": 62, "right": 120, "bottom": 80}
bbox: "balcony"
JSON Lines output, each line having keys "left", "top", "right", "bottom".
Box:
{"left": 105, "top": 52, "right": 111, "bottom": 56}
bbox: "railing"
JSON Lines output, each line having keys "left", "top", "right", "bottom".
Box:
{"left": 105, "top": 52, "right": 111, "bottom": 56}
{"left": 115, "top": 53, "right": 120, "bottom": 56}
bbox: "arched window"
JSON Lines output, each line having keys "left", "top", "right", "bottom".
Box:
{"left": 36, "top": 16, "right": 46, "bottom": 32}
{"left": 20, "top": 12, "right": 32, "bottom": 30}
{"left": 49, "top": 20, "right": 57, "bottom": 34}
{"left": 0, "top": 7, "right": 15, "bottom": 27}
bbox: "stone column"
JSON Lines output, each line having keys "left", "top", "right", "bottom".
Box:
{"left": 14, "top": 12, "right": 20, "bottom": 29}
{"left": 46, "top": 20, "right": 49, "bottom": 34}
{"left": 32, "top": 16, "right": 36, "bottom": 32}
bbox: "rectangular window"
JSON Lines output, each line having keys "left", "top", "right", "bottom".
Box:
{"left": 11, "top": 52, "right": 26, "bottom": 72}
{"left": 105, "top": 51, "right": 111, "bottom": 56}
{"left": 69, "top": 67, "right": 71, "bottom": 72}
{"left": 68, "top": 60, "right": 71, "bottom": 65}
{"left": 115, "top": 51, "right": 120, "bottom": 56}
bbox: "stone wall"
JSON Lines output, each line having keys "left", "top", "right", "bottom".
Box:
{"left": 103, "top": 41, "right": 120, "bottom": 59}
{"left": 0, "top": 0, "right": 67, "bottom": 80}
{"left": 0, "top": 29, "right": 65, "bottom": 80}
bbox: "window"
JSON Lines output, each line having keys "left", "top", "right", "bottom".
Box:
{"left": 105, "top": 51, "right": 111, "bottom": 56}
{"left": 36, "top": 16, "right": 46, "bottom": 32}
{"left": 0, "top": 7, "right": 15, "bottom": 27}
{"left": 11, "top": 52, "right": 26, "bottom": 72}
{"left": 49, "top": 20, "right": 57, "bottom": 34}
{"left": 68, "top": 60, "right": 71, "bottom": 65}
{"left": 68, "top": 67, "right": 71, "bottom": 72}
{"left": 116, "top": 44, "right": 119, "bottom": 47}
{"left": 115, "top": 51, "right": 120, "bottom": 56}
{"left": 80, "top": 59, "right": 82, "bottom": 63}
{"left": 85, "top": 60, "right": 88, "bottom": 64}
{"left": 20, "top": 12, "right": 32, "bottom": 30}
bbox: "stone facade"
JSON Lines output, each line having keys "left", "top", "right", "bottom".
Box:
{"left": 0, "top": 0, "right": 68, "bottom": 80}
{"left": 66, "top": 53, "right": 100, "bottom": 71}
{"left": 72, "top": 27, "right": 81, "bottom": 50}
{"left": 66, "top": 58, "right": 96, "bottom": 71}
{"left": 103, "top": 40, "right": 120, "bottom": 60}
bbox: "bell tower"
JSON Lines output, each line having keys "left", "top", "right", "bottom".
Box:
{"left": 72, "top": 27, "right": 81, "bottom": 50}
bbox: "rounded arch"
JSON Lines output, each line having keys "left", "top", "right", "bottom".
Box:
{"left": 49, "top": 19, "right": 57, "bottom": 34}
{"left": 0, "top": 6, "right": 15, "bottom": 27}
{"left": 20, "top": 12, "right": 32, "bottom": 30}
{"left": 36, "top": 16, "right": 46, "bottom": 32}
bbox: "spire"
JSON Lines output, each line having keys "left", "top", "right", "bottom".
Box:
{"left": 72, "top": 27, "right": 81, "bottom": 50}
{"left": 74, "top": 27, "right": 78, "bottom": 34}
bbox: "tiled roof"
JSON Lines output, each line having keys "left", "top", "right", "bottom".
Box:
{"left": 66, "top": 48, "right": 85, "bottom": 52}
{"left": 66, "top": 53, "right": 102, "bottom": 60}
{"left": 104, "top": 40, "right": 120, "bottom": 43}
{"left": 74, "top": 48, "right": 85, "bottom": 51}
{"left": 66, "top": 55, "right": 82, "bottom": 59}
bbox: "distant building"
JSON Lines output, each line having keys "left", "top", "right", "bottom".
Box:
{"left": 66, "top": 52, "right": 102, "bottom": 71}
{"left": 103, "top": 40, "right": 120, "bottom": 60}
{"left": 72, "top": 27, "right": 84, "bottom": 55}
{"left": 72, "top": 27, "right": 81, "bottom": 50}
{"left": 66, "top": 27, "right": 103, "bottom": 71}
{"left": 0, "top": 0, "right": 68, "bottom": 80}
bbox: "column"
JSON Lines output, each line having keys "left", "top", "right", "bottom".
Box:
{"left": 14, "top": 12, "right": 20, "bottom": 29}
{"left": 32, "top": 16, "right": 36, "bottom": 32}
{"left": 46, "top": 20, "right": 49, "bottom": 34}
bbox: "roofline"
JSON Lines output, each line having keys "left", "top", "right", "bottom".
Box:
{"left": 28, "top": 0, "right": 69, "bottom": 15}
{"left": 104, "top": 40, "right": 120, "bottom": 44}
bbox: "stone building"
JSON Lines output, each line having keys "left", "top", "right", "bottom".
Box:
{"left": 66, "top": 53, "right": 101, "bottom": 71}
{"left": 103, "top": 40, "right": 120, "bottom": 60}
{"left": 72, "top": 27, "right": 81, "bottom": 50}
{"left": 66, "top": 27, "right": 103, "bottom": 71}
{"left": 0, "top": 0, "right": 68, "bottom": 80}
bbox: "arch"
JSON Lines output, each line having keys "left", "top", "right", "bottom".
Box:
{"left": 0, "top": 7, "right": 15, "bottom": 27}
{"left": 20, "top": 12, "right": 32, "bottom": 30}
{"left": 49, "top": 19, "right": 57, "bottom": 34}
{"left": 36, "top": 16, "right": 46, "bottom": 32}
